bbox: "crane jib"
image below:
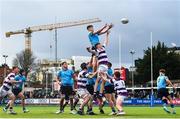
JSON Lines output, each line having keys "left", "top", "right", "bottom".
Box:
{"left": 5, "top": 18, "right": 101, "bottom": 51}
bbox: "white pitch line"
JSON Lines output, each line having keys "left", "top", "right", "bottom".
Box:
{"left": 0, "top": 118, "right": 177, "bottom": 119}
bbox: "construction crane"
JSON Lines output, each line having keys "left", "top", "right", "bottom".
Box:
{"left": 5, "top": 18, "right": 101, "bottom": 51}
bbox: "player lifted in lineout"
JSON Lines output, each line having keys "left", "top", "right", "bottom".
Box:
{"left": 87, "top": 31, "right": 110, "bottom": 99}
{"left": 86, "top": 23, "right": 113, "bottom": 72}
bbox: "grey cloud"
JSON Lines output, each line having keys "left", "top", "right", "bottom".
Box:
{"left": 0, "top": 0, "right": 179, "bottom": 68}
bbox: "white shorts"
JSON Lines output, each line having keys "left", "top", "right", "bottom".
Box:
{"left": 117, "top": 95, "right": 127, "bottom": 102}
{"left": 77, "top": 89, "right": 90, "bottom": 99}
{"left": 98, "top": 64, "right": 108, "bottom": 73}
{"left": 0, "top": 86, "right": 14, "bottom": 98}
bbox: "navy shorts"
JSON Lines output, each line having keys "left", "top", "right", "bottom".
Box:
{"left": 104, "top": 85, "right": 114, "bottom": 94}
{"left": 157, "top": 88, "right": 169, "bottom": 99}
{"left": 12, "top": 88, "right": 22, "bottom": 96}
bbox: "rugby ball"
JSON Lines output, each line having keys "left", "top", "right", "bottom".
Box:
{"left": 121, "top": 18, "right": 129, "bottom": 24}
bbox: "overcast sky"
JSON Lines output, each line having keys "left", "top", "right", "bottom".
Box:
{"left": 0, "top": 0, "right": 180, "bottom": 68}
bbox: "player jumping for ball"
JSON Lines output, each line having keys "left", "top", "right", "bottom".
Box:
{"left": 86, "top": 23, "right": 113, "bottom": 72}
{"left": 157, "top": 69, "right": 176, "bottom": 114}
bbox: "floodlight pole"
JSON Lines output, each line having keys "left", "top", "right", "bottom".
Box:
{"left": 150, "top": 32, "right": 154, "bottom": 107}
{"left": 46, "top": 70, "right": 48, "bottom": 98}
{"left": 130, "top": 50, "right": 135, "bottom": 97}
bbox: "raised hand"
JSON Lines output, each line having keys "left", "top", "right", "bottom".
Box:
{"left": 108, "top": 23, "right": 114, "bottom": 29}
{"left": 107, "top": 31, "right": 110, "bottom": 35}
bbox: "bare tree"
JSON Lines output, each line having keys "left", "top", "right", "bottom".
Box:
{"left": 12, "top": 50, "right": 36, "bottom": 75}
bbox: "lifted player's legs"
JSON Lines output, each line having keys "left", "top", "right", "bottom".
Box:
{"left": 93, "top": 76, "right": 101, "bottom": 97}
{"left": 99, "top": 73, "right": 107, "bottom": 97}
{"left": 94, "top": 72, "right": 106, "bottom": 98}
{"left": 92, "top": 55, "right": 98, "bottom": 72}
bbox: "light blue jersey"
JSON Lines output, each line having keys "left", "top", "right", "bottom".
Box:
{"left": 105, "top": 68, "right": 113, "bottom": 86}
{"left": 87, "top": 67, "right": 95, "bottom": 85}
{"left": 97, "top": 80, "right": 102, "bottom": 92}
{"left": 157, "top": 75, "right": 168, "bottom": 90}
{"left": 58, "top": 69, "right": 74, "bottom": 86}
{"left": 14, "top": 74, "right": 26, "bottom": 90}
{"left": 88, "top": 32, "right": 99, "bottom": 46}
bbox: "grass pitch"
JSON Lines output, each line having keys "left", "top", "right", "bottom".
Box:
{"left": 0, "top": 105, "right": 179, "bottom": 118}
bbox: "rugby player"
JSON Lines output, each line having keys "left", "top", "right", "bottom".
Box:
{"left": 86, "top": 61, "right": 96, "bottom": 115}
{"left": 3, "top": 69, "right": 29, "bottom": 113}
{"left": 55, "top": 62, "right": 76, "bottom": 114}
{"left": 86, "top": 24, "right": 113, "bottom": 72}
{"left": 76, "top": 63, "right": 97, "bottom": 115}
{"left": 102, "top": 71, "right": 128, "bottom": 115}
{"left": 157, "top": 69, "right": 176, "bottom": 114}
{"left": 104, "top": 62, "right": 116, "bottom": 115}
{"left": 0, "top": 66, "right": 20, "bottom": 114}
{"left": 92, "top": 31, "right": 110, "bottom": 98}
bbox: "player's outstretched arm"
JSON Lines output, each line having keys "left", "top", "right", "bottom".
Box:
{"left": 10, "top": 79, "right": 21, "bottom": 84}
{"left": 55, "top": 77, "right": 61, "bottom": 85}
{"left": 99, "top": 23, "right": 113, "bottom": 35}
{"left": 166, "top": 79, "right": 175, "bottom": 89}
{"left": 93, "top": 24, "right": 107, "bottom": 35}
{"left": 104, "top": 31, "right": 110, "bottom": 46}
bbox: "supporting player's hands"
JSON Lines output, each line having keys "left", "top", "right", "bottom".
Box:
{"left": 86, "top": 47, "right": 91, "bottom": 52}
{"left": 18, "top": 80, "right": 22, "bottom": 83}
{"left": 100, "top": 72, "right": 107, "bottom": 81}
{"left": 57, "top": 81, "right": 61, "bottom": 85}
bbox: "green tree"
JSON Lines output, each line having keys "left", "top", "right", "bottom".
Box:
{"left": 135, "top": 41, "right": 180, "bottom": 84}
